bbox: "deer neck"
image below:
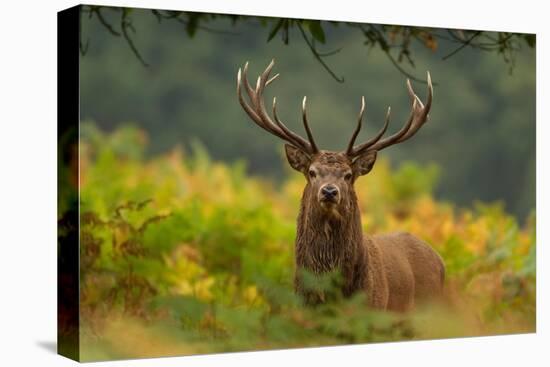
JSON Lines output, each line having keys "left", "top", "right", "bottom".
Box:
{"left": 295, "top": 188, "right": 365, "bottom": 275}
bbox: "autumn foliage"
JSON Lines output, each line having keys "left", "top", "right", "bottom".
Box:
{"left": 75, "top": 124, "right": 535, "bottom": 361}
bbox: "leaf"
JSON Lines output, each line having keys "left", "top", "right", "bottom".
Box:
{"left": 267, "top": 19, "right": 285, "bottom": 42}
{"left": 186, "top": 14, "right": 200, "bottom": 38}
{"left": 307, "top": 20, "right": 326, "bottom": 44}
{"left": 423, "top": 34, "right": 438, "bottom": 51}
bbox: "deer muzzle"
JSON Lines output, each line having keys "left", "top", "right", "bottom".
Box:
{"left": 319, "top": 184, "right": 340, "bottom": 205}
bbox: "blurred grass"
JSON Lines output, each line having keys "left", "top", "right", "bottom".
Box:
{"left": 73, "top": 123, "right": 535, "bottom": 361}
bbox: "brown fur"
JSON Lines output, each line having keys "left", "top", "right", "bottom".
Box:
{"left": 235, "top": 60, "right": 441, "bottom": 311}
{"left": 292, "top": 151, "right": 445, "bottom": 312}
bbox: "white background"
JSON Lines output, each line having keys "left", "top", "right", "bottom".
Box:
{"left": 0, "top": 0, "right": 547, "bottom": 365}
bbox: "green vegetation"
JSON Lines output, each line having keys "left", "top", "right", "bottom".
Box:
{"left": 77, "top": 125, "right": 535, "bottom": 361}
{"left": 74, "top": 8, "right": 536, "bottom": 360}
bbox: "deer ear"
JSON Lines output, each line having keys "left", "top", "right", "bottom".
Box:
{"left": 284, "top": 144, "right": 311, "bottom": 173}
{"left": 352, "top": 150, "right": 377, "bottom": 176}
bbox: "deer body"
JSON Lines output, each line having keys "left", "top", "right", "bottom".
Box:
{"left": 293, "top": 152, "right": 444, "bottom": 311}
{"left": 296, "top": 220, "right": 446, "bottom": 311}
{"left": 237, "top": 60, "right": 445, "bottom": 311}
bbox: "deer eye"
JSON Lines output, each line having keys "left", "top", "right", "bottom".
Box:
{"left": 344, "top": 172, "right": 353, "bottom": 181}
{"left": 308, "top": 169, "right": 316, "bottom": 178}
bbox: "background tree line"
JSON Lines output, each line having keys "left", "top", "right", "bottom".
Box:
{"left": 79, "top": 6, "right": 536, "bottom": 221}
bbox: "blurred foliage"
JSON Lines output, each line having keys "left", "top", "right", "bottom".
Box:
{"left": 79, "top": 7, "right": 535, "bottom": 221}
{"left": 78, "top": 125, "right": 535, "bottom": 361}
{"left": 80, "top": 6, "right": 534, "bottom": 82}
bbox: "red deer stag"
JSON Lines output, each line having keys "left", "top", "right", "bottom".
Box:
{"left": 237, "top": 60, "right": 445, "bottom": 311}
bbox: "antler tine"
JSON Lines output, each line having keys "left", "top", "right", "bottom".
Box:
{"left": 346, "top": 96, "right": 366, "bottom": 156}
{"left": 302, "top": 97, "right": 319, "bottom": 153}
{"left": 238, "top": 64, "right": 294, "bottom": 142}
{"left": 349, "top": 106, "right": 392, "bottom": 157}
{"left": 255, "top": 59, "right": 275, "bottom": 95}
{"left": 236, "top": 60, "right": 318, "bottom": 154}
{"left": 272, "top": 97, "right": 315, "bottom": 151}
{"left": 256, "top": 61, "right": 312, "bottom": 152}
{"left": 242, "top": 62, "right": 256, "bottom": 103}
{"left": 366, "top": 99, "right": 417, "bottom": 152}
{"left": 237, "top": 67, "right": 261, "bottom": 124}
{"left": 266, "top": 73, "right": 280, "bottom": 86}
{"left": 356, "top": 72, "right": 432, "bottom": 154}
{"left": 396, "top": 71, "right": 433, "bottom": 142}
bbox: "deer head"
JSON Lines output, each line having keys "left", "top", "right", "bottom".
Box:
{"left": 237, "top": 60, "right": 433, "bottom": 218}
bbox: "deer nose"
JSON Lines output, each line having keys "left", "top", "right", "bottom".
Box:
{"left": 321, "top": 185, "right": 339, "bottom": 199}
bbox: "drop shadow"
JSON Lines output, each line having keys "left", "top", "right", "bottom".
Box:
{"left": 36, "top": 340, "right": 57, "bottom": 354}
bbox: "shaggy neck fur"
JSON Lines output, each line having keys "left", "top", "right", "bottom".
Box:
{"left": 294, "top": 183, "right": 368, "bottom": 302}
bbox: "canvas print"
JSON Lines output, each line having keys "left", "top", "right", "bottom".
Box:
{"left": 58, "top": 4, "right": 536, "bottom": 362}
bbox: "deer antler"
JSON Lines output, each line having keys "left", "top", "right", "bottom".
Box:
{"left": 237, "top": 60, "right": 319, "bottom": 155}
{"left": 346, "top": 72, "right": 433, "bottom": 158}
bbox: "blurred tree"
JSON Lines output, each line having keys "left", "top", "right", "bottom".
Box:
{"left": 80, "top": 6, "right": 534, "bottom": 83}
{"left": 79, "top": 6, "right": 535, "bottom": 221}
